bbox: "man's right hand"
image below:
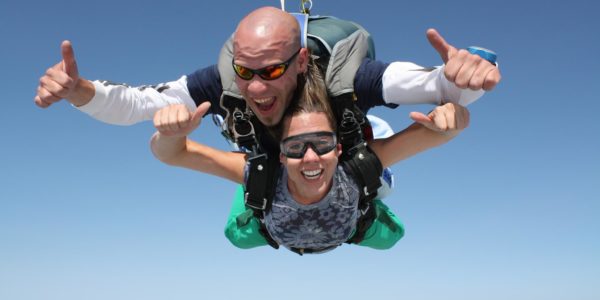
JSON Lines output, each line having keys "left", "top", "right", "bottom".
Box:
{"left": 35, "top": 41, "right": 91, "bottom": 108}
{"left": 153, "top": 102, "right": 211, "bottom": 137}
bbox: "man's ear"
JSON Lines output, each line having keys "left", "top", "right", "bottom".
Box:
{"left": 336, "top": 144, "right": 342, "bottom": 157}
{"left": 297, "top": 47, "right": 309, "bottom": 73}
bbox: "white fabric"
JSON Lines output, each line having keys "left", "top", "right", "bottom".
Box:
{"left": 368, "top": 114, "right": 394, "bottom": 139}
{"left": 382, "top": 62, "right": 484, "bottom": 107}
{"left": 76, "top": 76, "right": 196, "bottom": 125}
{"left": 368, "top": 115, "right": 395, "bottom": 199}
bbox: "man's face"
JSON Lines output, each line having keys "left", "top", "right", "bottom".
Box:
{"left": 279, "top": 112, "right": 341, "bottom": 203}
{"left": 233, "top": 31, "right": 307, "bottom": 127}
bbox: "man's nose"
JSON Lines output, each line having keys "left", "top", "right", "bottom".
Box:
{"left": 246, "top": 77, "right": 268, "bottom": 94}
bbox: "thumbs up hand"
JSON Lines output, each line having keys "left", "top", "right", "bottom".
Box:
{"left": 153, "top": 102, "right": 211, "bottom": 138}
{"left": 410, "top": 102, "right": 470, "bottom": 136}
{"left": 35, "top": 41, "right": 83, "bottom": 108}
{"left": 427, "top": 29, "right": 501, "bottom": 91}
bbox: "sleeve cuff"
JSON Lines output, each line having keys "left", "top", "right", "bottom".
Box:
{"left": 72, "top": 80, "right": 107, "bottom": 114}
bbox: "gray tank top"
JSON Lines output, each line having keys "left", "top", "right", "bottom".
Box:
{"left": 264, "top": 165, "right": 360, "bottom": 252}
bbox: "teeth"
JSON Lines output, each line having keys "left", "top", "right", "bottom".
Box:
{"left": 302, "top": 169, "right": 322, "bottom": 179}
{"left": 254, "top": 97, "right": 272, "bottom": 104}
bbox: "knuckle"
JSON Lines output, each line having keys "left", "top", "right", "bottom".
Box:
{"left": 469, "top": 81, "right": 483, "bottom": 90}
{"left": 444, "top": 68, "right": 456, "bottom": 81}
{"left": 468, "top": 53, "right": 482, "bottom": 64}
{"left": 455, "top": 79, "right": 467, "bottom": 89}
{"left": 456, "top": 49, "right": 469, "bottom": 58}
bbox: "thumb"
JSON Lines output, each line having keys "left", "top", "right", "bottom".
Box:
{"left": 190, "top": 102, "right": 211, "bottom": 127}
{"left": 410, "top": 111, "right": 434, "bottom": 128}
{"left": 426, "top": 28, "right": 456, "bottom": 64}
{"left": 61, "top": 40, "right": 78, "bottom": 77}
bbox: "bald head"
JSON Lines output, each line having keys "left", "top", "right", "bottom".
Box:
{"left": 233, "top": 6, "right": 301, "bottom": 58}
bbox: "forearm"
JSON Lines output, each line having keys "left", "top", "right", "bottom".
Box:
{"left": 150, "top": 132, "right": 187, "bottom": 164}
{"left": 369, "top": 122, "right": 459, "bottom": 168}
{"left": 67, "top": 77, "right": 96, "bottom": 107}
{"left": 150, "top": 132, "right": 246, "bottom": 184}
{"left": 75, "top": 76, "right": 196, "bottom": 125}
{"left": 381, "top": 62, "right": 484, "bottom": 106}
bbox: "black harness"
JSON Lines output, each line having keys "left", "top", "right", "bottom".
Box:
{"left": 220, "top": 91, "right": 383, "bottom": 254}
{"left": 217, "top": 13, "right": 384, "bottom": 254}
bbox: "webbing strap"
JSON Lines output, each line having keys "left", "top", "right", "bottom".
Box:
{"left": 245, "top": 153, "right": 280, "bottom": 212}
{"left": 344, "top": 143, "right": 383, "bottom": 199}
{"left": 332, "top": 94, "right": 383, "bottom": 244}
{"left": 244, "top": 154, "right": 281, "bottom": 249}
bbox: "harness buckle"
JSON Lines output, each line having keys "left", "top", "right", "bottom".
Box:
{"left": 244, "top": 192, "right": 268, "bottom": 211}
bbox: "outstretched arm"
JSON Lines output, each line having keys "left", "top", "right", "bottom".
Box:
{"left": 151, "top": 103, "right": 246, "bottom": 184}
{"left": 35, "top": 41, "right": 94, "bottom": 108}
{"left": 373, "top": 29, "right": 500, "bottom": 108}
{"left": 369, "top": 102, "right": 470, "bottom": 168}
{"left": 35, "top": 40, "right": 200, "bottom": 125}
{"left": 427, "top": 29, "right": 500, "bottom": 91}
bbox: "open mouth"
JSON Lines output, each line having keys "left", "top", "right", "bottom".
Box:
{"left": 302, "top": 169, "right": 323, "bottom": 180}
{"left": 253, "top": 97, "right": 276, "bottom": 113}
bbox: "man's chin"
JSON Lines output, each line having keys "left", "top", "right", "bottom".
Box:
{"left": 256, "top": 115, "right": 282, "bottom": 128}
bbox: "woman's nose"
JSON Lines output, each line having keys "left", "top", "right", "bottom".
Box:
{"left": 302, "top": 146, "right": 320, "bottom": 162}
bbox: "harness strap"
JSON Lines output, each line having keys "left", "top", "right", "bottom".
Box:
{"left": 332, "top": 93, "right": 383, "bottom": 244}
{"left": 289, "top": 244, "right": 338, "bottom": 256}
{"left": 245, "top": 153, "right": 280, "bottom": 213}
{"left": 244, "top": 154, "right": 270, "bottom": 210}
{"left": 343, "top": 145, "right": 382, "bottom": 244}
{"left": 245, "top": 156, "right": 281, "bottom": 249}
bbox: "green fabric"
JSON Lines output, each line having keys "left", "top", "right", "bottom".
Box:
{"left": 223, "top": 186, "right": 268, "bottom": 249}
{"left": 223, "top": 185, "right": 404, "bottom": 250}
{"left": 357, "top": 199, "right": 405, "bottom": 249}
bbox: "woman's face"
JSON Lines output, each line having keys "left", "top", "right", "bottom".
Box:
{"left": 279, "top": 112, "right": 341, "bottom": 203}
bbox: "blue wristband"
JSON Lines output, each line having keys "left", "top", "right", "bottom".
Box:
{"left": 467, "top": 46, "right": 497, "bottom": 65}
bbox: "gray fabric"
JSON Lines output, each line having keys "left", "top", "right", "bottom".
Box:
{"left": 217, "top": 34, "right": 242, "bottom": 99}
{"left": 264, "top": 165, "right": 360, "bottom": 251}
{"left": 325, "top": 29, "right": 371, "bottom": 97}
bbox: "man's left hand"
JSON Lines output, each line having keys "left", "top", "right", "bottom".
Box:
{"left": 427, "top": 28, "right": 501, "bottom": 91}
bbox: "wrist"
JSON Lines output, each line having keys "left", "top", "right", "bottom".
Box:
{"left": 68, "top": 78, "right": 95, "bottom": 107}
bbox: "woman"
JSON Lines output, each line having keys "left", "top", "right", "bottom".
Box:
{"left": 151, "top": 66, "right": 469, "bottom": 254}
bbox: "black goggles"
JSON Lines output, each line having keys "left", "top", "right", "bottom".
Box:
{"left": 280, "top": 131, "right": 337, "bottom": 159}
{"left": 232, "top": 48, "right": 301, "bottom": 81}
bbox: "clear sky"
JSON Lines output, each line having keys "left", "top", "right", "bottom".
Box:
{"left": 1, "top": 0, "right": 599, "bottom": 299}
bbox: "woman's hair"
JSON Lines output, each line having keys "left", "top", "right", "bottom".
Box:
{"left": 271, "top": 55, "right": 337, "bottom": 140}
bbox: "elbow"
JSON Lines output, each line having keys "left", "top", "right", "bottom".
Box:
{"left": 149, "top": 132, "right": 181, "bottom": 166}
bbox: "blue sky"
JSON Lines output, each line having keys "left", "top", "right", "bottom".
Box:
{"left": 1, "top": 0, "right": 599, "bottom": 299}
